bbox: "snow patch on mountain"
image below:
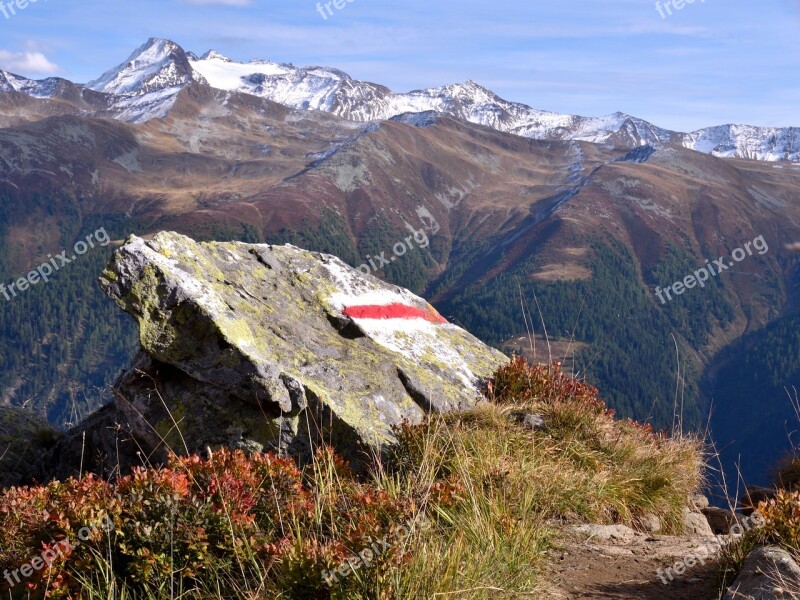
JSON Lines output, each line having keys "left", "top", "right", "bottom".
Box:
{"left": 682, "top": 125, "right": 800, "bottom": 162}
{"left": 389, "top": 111, "right": 441, "bottom": 127}
{"left": 0, "top": 71, "right": 63, "bottom": 98}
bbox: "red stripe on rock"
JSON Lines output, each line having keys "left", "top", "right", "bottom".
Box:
{"left": 344, "top": 303, "right": 447, "bottom": 324}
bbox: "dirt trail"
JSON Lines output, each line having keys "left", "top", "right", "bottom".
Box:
{"left": 543, "top": 527, "right": 724, "bottom": 600}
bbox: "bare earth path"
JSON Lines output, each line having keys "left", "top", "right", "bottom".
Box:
{"left": 543, "top": 527, "right": 723, "bottom": 600}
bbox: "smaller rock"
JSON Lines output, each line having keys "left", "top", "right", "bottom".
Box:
{"left": 703, "top": 507, "right": 741, "bottom": 535}
{"left": 572, "top": 524, "right": 638, "bottom": 543}
{"left": 639, "top": 514, "right": 662, "bottom": 534}
{"left": 690, "top": 493, "right": 710, "bottom": 511}
{"left": 683, "top": 508, "right": 714, "bottom": 537}
{"left": 510, "top": 412, "right": 546, "bottom": 431}
{"left": 724, "top": 546, "right": 800, "bottom": 599}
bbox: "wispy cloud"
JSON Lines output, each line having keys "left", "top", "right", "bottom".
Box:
{"left": 0, "top": 50, "right": 59, "bottom": 75}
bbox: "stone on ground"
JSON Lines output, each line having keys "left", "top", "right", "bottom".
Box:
{"left": 683, "top": 507, "right": 714, "bottom": 537}
{"left": 572, "top": 524, "right": 639, "bottom": 543}
{"left": 725, "top": 546, "right": 800, "bottom": 600}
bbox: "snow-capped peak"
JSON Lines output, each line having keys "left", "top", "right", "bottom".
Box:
{"left": 87, "top": 37, "right": 197, "bottom": 96}
{"left": 440, "top": 80, "right": 498, "bottom": 100}
{"left": 184, "top": 48, "right": 800, "bottom": 160}
{"left": 5, "top": 37, "right": 797, "bottom": 162}
{"left": 84, "top": 38, "right": 208, "bottom": 124}
{"left": 200, "top": 50, "right": 231, "bottom": 62}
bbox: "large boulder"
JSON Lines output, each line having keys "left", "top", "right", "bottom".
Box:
{"left": 48, "top": 232, "right": 506, "bottom": 478}
{"left": 724, "top": 546, "right": 800, "bottom": 599}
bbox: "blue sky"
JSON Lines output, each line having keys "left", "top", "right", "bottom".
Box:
{"left": 0, "top": 0, "right": 798, "bottom": 131}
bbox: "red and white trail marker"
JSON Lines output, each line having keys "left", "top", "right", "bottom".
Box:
{"left": 320, "top": 260, "right": 478, "bottom": 388}
{"left": 343, "top": 302, "right": 447, "bottom": 324}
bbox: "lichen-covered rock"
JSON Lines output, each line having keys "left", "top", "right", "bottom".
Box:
{"left": 510, "top": 412, "right": 546, "bottom": 431}
{"left": 638, "top": 514, "right": 662, "bottom": 534}
{"left": 49, "top": 232, "right": 506, "bottom": 477}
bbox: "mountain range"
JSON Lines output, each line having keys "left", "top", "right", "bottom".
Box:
{"left": 1, "top": 37, "right": 798, "bottom": 162}
{"left": 1, "top": 37, "right": 800, "bottom": 492}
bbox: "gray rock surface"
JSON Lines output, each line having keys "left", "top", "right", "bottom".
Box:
{"left": 639, "top": 514, "right": 662, "bottom": 534}
{"left": 47, "top": 232, "right": 506, "bottom": 478}
{"left": 683, "top": 508, "right": 714, "bottom": 537}
{"left": 690, "top": 493, "right": 710, "bottom": 511}
{"left": 572, "top": 524, "right": 639, "bottom": 543}
{"left": 510, "top": 412, "right": 546, "bottom": 431}
{"left": 725, "top": 546, "right": 800, "bottom": 599}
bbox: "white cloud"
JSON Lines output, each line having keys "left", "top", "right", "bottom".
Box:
{"left": 0, "top": 50, "right": 60, "bottom": 75}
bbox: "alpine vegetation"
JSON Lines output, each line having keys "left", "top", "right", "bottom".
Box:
{"left": 322, "top": 513, "right": 432, "bottom": 586}
{"left": 2, "top": 513, "right": 114, "bottom": 590}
